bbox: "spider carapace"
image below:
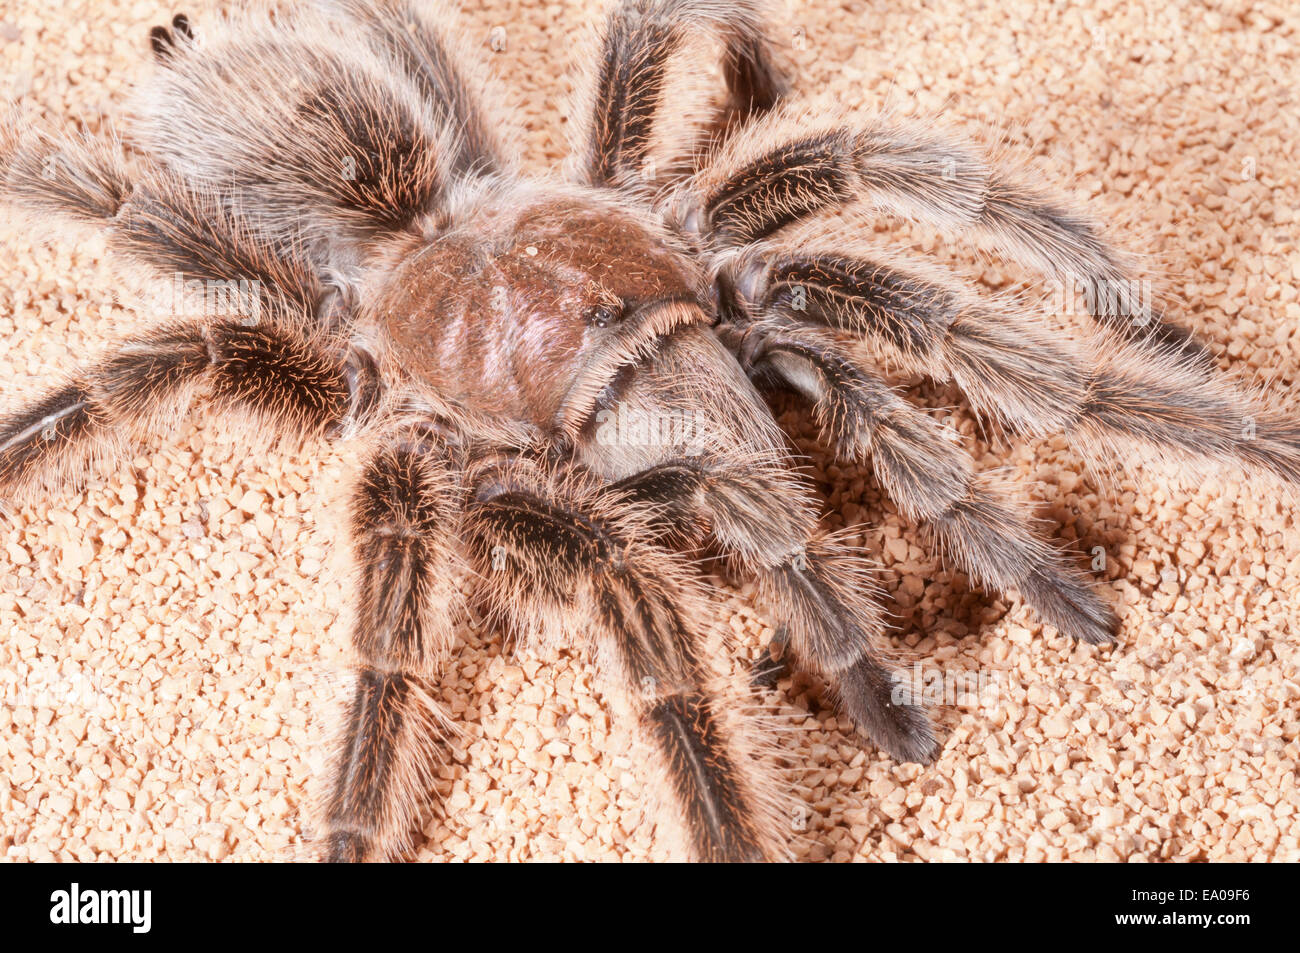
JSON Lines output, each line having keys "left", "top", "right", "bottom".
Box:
{"left": 377, "top": 195, "right": 705, "bottom": 429}
{"left": 1, "top": 0, "right": 1296, "bottom": 862}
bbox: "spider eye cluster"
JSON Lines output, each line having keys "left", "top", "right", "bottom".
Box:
{"left": 586, "top": 302, "right": 623, "bottom": 328}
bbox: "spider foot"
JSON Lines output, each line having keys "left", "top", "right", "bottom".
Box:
{"left": 149, "top": 13, "right": 194, "bottom": 63}
{"left": 750, "top": 626, "right": 791, "bottom": 689}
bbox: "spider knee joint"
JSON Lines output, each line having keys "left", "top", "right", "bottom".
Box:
{"left": 331, "top": 346, "right": 384, "bottom": 438}
{"left": 730, "top": 254, "right": 770, "bottom": 306}
{"left": 665, "top": 194, "right": 709, "bottom": 242}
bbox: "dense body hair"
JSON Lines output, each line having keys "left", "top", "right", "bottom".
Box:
{"left": 0, "top": 0, "right": 1295, "bottom": 861}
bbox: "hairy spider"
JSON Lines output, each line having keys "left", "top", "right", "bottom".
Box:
{"left": 2, "top": 0, "right": 1297, "bottom": 862}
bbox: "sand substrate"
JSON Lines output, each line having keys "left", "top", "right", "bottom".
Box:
{"left": 0, "top": 0, "right": 1297, "bottom": 861}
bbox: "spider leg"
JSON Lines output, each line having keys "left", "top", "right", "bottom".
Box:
{"left": 731, "top": 249, "right": 1300, "bottom": 488}
{"left": 463, "top": 457, "right": 783, "bottom": 861}
{"left": 724, "top": 323, "right": 1120, "bottom": 646}
{"left": 130, "top": 4, "right": 457, "bottom": 245}
{"left": 1, "top": 126, "right": 382, "bottom": 497}
{"left": 677, "top": 112, "right": 1209, "bottom": 362}
{"left": 608, "top": 453, "right": 940, "bottom": 763}
{"left": 331, "top": 0, "right": 504, "bottom": 177}
{"left": 3, "top": 126, "right": 325, "bottom": 322}
{"left": 573, "top": 0, "right": 786, "bottom": 190}
{"left": 0, "top": 314, "right": 379, "bottom": 500}
{"left": 322, "top": 425, "right": 463, "bottom": 862}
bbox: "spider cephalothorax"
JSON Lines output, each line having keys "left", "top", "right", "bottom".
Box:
{"left": 2, "top": 0, "right": 1297, "bottom": 862}
{"left": 371, "top": 190, "right": 709, "bottom": 432}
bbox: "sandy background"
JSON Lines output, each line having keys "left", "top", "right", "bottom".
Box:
{"left": 1, "top": 0, "right": 1297, "bottom": 862}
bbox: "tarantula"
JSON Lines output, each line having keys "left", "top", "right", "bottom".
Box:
{"left": 1, "top": 0, "right": 1296, "bottom": 862}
